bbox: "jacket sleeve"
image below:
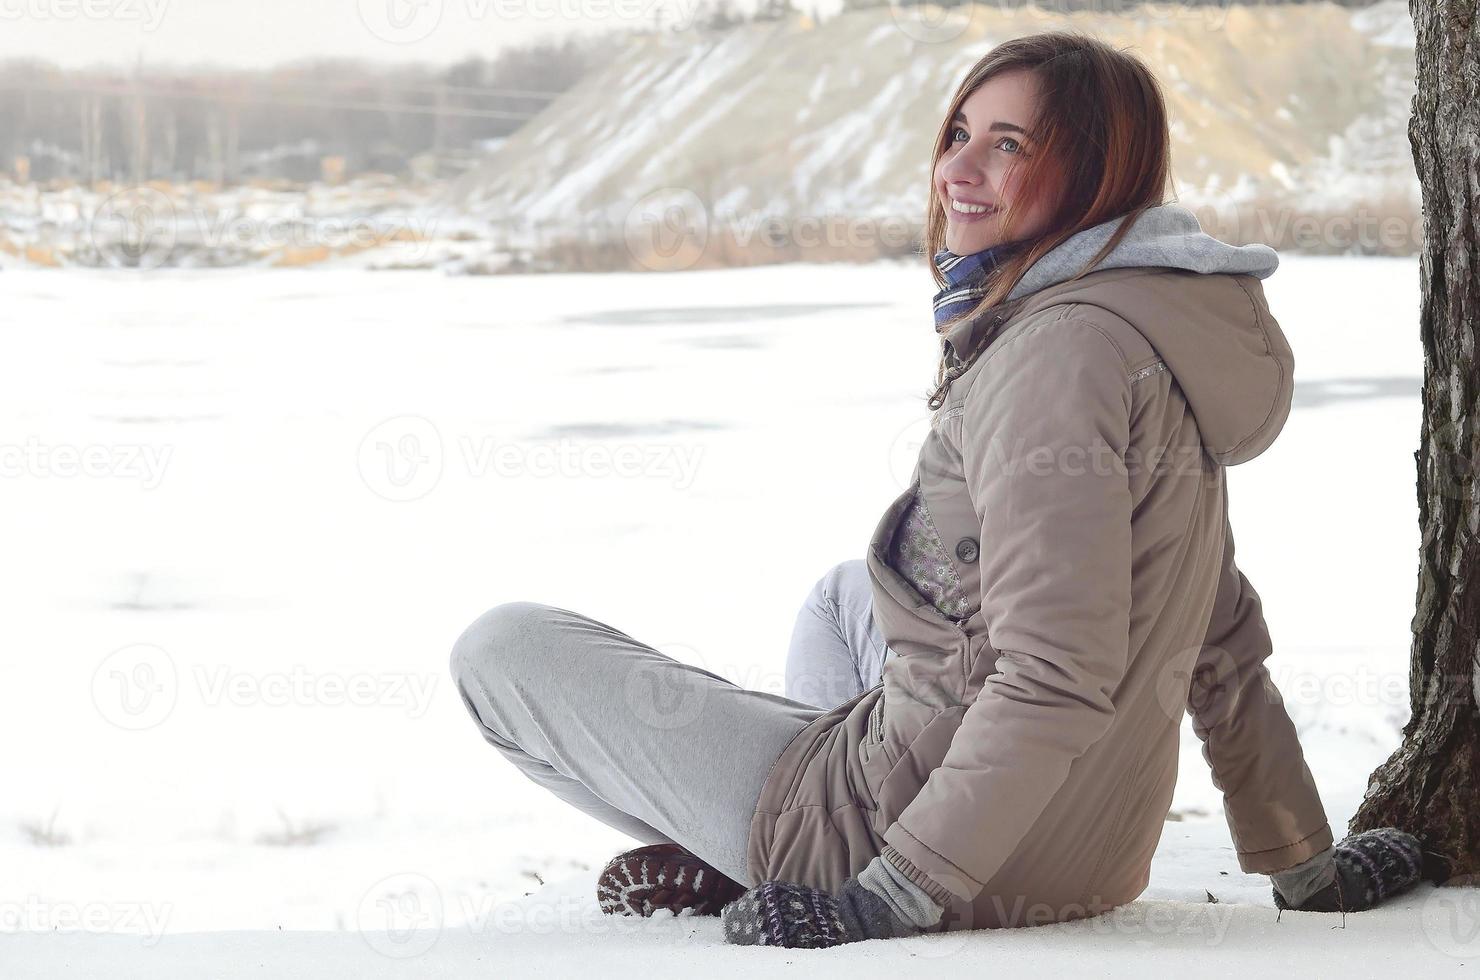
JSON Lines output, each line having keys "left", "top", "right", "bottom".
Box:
{"left": 880, "top": 319, "right": 1134, "bottom": 904}
{"left": 1188, "top": 490, "right": 1334, "bottom": 872}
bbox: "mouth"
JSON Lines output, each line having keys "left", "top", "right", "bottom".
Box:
{"left": 946, "top": 198, "right": 998, "bottom": 222}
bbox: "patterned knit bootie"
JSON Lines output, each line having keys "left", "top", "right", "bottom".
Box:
{"left": 596, "top": 842, "right": 748, "bottom": 917}
{"left": 721, "top": 880, "right": 845, "bottom": 947}
{"left": 1273, "top": 828, "right": 1423, "bottom": 914}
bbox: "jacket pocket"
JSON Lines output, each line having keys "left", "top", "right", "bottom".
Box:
{"left": 868, "top": 705, "right": 966, "bottom": 836}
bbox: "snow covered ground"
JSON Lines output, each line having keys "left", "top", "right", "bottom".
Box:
{"left": 5, "top": 255, "right": 1475, "bottom": 973}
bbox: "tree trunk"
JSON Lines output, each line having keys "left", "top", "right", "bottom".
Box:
{"left": 1348, "top": 0, "right": 1480, "bottom": 885}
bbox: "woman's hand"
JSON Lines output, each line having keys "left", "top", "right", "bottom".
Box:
{"left": 1272, "top": 828, "right": 1424, "bottom": 914}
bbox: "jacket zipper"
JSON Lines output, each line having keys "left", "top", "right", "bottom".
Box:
{"left": 868, "top": 687, "right": 885, "bottom": 744}
{"left": 951, "top": 617, "right": 971, "bottom": 687}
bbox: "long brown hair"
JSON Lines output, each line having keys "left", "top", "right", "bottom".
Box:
{"left": 924, "top": 31, "right": 1172, "bottom": 410}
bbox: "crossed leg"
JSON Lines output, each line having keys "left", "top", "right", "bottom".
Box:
{"left": 448, "top": 561, "right": 888, "bottom": 886}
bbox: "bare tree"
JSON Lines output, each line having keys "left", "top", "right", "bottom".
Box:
{"left": 1349, "top": 0, "right": 1479, "bottom": 886}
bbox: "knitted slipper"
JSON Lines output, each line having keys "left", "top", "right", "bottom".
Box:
{"left": 721, "top": 880, "right": 848, "bottom": 948}
{"left": 596, "top": 842, "right": 748, "bottom": 917}
{"left": 1273, "top": 828, "right": 1423, "bottom": 914}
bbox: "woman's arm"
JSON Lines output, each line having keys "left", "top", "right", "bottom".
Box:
{"left": 1187, "top": 492, "right": 1334, "bottom": 872}
{"left": 880, "top": 318, "right": 1135, "bottom": 907}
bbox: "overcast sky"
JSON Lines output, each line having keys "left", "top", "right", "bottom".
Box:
{"left": 0, "top": 0, "right": 742, "bottom": 69}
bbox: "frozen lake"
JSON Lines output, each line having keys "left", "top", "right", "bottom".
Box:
{"left": 2, "top": 255, "right": 1429, "bottom": 942}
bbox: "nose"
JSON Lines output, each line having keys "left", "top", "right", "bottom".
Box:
{"left": 939, "top": 139, "right": 990, "bottom": 190}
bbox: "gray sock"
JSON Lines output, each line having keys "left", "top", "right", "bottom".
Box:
{"left": 1270, "top": 845, "right": 1337, "bottom": 906}
{"left": 856, "top": 853, "right": 945, "bottom": 929}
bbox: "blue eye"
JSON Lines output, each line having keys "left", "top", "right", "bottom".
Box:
{"left": 949, "top": 128, "right": 1025, "bottom": 155}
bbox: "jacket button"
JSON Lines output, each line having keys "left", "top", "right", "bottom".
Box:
{"left": 955, "top": 537, "right": 979, "bottom": 563}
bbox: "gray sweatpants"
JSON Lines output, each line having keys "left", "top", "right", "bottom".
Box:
{"left": 449, "top": 558, "right": 892, "bottom": 887}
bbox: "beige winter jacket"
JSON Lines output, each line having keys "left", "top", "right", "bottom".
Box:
{"left": 745, "top": 205, "right": 1335, "bottom": 930}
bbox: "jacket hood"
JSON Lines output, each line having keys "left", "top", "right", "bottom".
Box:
{"left": 1005, "top": 202, "right": 1280, "bottom": 301}
{"left": 954, "top": 203, "right": 1295, "bottom": 466}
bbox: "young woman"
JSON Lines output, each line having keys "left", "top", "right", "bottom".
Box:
{"left": 449, "top": 31, "right": 1422, "bottom": 949}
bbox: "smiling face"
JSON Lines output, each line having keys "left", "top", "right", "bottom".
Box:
{"left": 934, "top": 69, "right": 1059, "bottom": 256}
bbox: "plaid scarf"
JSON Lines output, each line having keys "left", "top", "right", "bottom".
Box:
{"left": 932, "top": 242, "right": 1013, "bottom": 331}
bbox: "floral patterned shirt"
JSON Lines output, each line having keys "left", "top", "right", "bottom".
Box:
{"left": 885, "top": 489, "right": 975, "bottom": 621}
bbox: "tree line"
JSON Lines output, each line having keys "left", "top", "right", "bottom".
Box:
{"left": 0, "top": 34, "right": 612, "bottom": 185}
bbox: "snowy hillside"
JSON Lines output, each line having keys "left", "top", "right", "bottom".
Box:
{"left": 0, "top": 2, "right": 1418, "bottom": 271}
{"left": 448, "top": 0, "right": 1418, "bottom": 247}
